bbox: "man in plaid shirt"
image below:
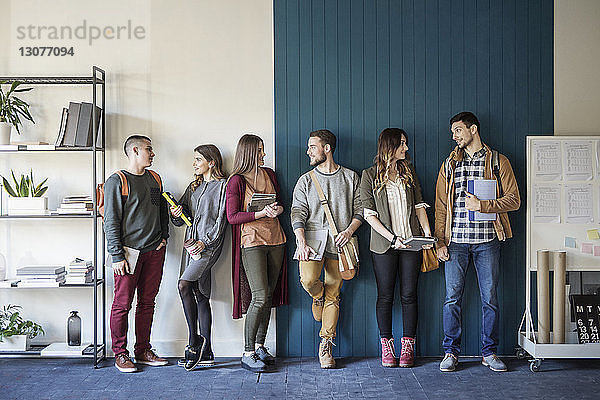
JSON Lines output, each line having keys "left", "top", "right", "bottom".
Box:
{"left": 434, "top": 112, "right": 521, "bottom": 373}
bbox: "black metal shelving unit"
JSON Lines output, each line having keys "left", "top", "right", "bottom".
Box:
{"left": 0, "top": 66, "right": 107, "bottom": 368}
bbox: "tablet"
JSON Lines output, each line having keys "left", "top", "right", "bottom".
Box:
{"left": 401, "top": 236, "right": 437, "bottom": 251}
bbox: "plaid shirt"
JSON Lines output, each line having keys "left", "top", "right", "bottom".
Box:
{"left": 451, "top": 147, "right": 496, "bottom": 244}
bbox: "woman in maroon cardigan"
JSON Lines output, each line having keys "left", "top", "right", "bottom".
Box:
{"left": 226, "top": 134, "right": 288, "bottom": 372}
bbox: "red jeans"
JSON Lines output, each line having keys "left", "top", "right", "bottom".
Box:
{"left": 110, "top": 246, "right": 166, "bottom": 356}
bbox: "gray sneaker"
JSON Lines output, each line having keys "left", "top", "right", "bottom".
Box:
{"left": 241, "top": 352, "right": 266, "bottom": 373}
{"left": 255, "top": 346, "right": 275, "bottom": 365}
{"left": 439, "top": 353, "right": 458, "bottom": 372}
{"left": 482, "top": 354, "right": 507, "bottom": 372}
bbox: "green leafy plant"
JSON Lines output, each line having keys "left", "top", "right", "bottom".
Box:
{"left": 0, "top": 304, "right": 44, "bottom": 341}
{"left": 1, "top": 169, "right": 48, "bottom": 197}
{"left": 0, "top": 81, "right": 35, "bottom": 134}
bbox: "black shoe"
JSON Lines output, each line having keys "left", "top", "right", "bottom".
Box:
{"left": 199, "top": 350, "right": 215, "bottom": 366}
{"left": 241, "top": 352, "right": 266, "bottom": 372}
{"left": 177, "top": 358, "right": 186, "bottom": 367}
{"left": 184, "top": 336, "right": 206, "bottom": 371}
{"left": 255, "top": 346, "right": 275, "bottom": 365}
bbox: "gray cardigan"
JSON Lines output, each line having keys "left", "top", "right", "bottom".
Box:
{"left": 360, "top": 163, "right": 425, "bottom": 254}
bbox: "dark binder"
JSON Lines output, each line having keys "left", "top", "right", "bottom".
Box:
{"left": 74, "top": 102, "right": 102, "bottom": 147}
{"left": 62, "top": 102, "right": 80, "bottom": 146}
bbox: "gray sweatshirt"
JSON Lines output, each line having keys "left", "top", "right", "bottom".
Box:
{"left": 104, "top": 170, "right": 169, "bottom": 262}
{"left": 291, "top": 166, "right": 363, "bottom": 258}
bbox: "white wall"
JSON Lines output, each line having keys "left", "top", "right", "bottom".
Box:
{"left": 0, "top": 0, "right": 275, "bottom": 357}
{"left": 555, "top": 0, "right": 600, "bottom": 135}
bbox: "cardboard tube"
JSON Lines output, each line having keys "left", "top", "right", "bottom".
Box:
{"left": 553, "top": 251, "right": 567, "bottom": 343}
{"left": 537, "top": 249, "right": 550, "bottom": 343}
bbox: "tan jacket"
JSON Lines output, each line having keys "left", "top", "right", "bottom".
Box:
{"left": 434, "top": 143, "right": 521, "bottom": 246}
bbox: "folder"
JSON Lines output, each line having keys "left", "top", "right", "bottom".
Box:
{"left": 62, "top": 102, "right": 80, "bottom": 146}
{"left": 467, "top": 179, "right": 497, "bottom": 221}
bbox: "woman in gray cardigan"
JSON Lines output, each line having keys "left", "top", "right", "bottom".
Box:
{"left": 170, "top": 144, "right": 228, "bottom": 371}
{"left": 361, "top": 128, "right": 433, "bottom": 368}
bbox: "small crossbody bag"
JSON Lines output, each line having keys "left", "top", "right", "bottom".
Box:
{"left": 309, "top": 170, "right": 359, "bottom": 280}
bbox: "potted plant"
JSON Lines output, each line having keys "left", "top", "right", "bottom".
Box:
{"left": 0, "top": 304, "right": 44, "bottom": 351}
{"left": 0, "top": 169, "right": 49, "bottom": 215}
{"left": 0, "top": 80, "right": 35, "bottom": 145}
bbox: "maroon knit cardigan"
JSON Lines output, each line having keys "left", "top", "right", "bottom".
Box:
{"left": 225, "top": 167, "right": 289, "bottom": 319}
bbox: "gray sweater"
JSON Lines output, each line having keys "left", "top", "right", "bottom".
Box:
{"left": 171, "top": 179, "right": 228, "bottom": 293}
{"left": 104, "top": 170, "right": 169, "bottom": 262}
{"left": 291, "top": 166, "right": 363, "bottom": 258}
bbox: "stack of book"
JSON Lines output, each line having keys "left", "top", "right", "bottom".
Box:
{"left": 56, "top": 195, "right": 93, "bottom": 215}
{"left": 64, "top": 258, "right": 94, "bottom": 285}
{"left": 247, "top": 193, "right": 277, "bottom": 212}
{"left": 16, "top": 265, "right": 66, "bottom": 287}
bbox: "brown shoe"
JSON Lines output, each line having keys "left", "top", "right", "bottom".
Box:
{"left": 319, "top": 338, "right": 336, "bottom": 369}
{"left": 115, "top": 353, "right": 138, "bottom": 373}
{"left": 312, "top": 296, "right": 324, "bottom": 322}
{"left": 134, "top": 349, "right": 168, "bottom": 366}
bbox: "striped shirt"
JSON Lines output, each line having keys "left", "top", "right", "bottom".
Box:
{"left": 451, "top": 148, "right": 496, "bottom": 244}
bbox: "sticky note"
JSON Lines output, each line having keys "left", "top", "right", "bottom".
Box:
{"left": 594, "top": 246, "right": 600, "bottom": 257}
{"left": 587, "top": 229, "right": 600, "bottom": 240}
{"left": 582, "top": 242, "right": 594, "bottom": 255}
{"left": 565, "top": 236, "right": 577, "bottom": 248}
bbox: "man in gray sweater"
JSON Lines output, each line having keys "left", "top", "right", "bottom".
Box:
{"left": 104, "top": 135, "right": 169, "bottom": 373}
{"left": 291, "top": 129, "right": 362, "bottom": 369}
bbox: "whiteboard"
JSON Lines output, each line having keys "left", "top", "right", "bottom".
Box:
{"left": 527, "top": 136, "right": 600, "bottom": 271}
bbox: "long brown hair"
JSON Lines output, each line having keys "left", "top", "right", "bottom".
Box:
{"left": 191, "top": 144, "right": 227, "bottom": 192}
{"left": 374, "top": 128, "right": 414, "bottom": 193}
{"left": 230, "top": 134, "right": 263, "bottom": 179}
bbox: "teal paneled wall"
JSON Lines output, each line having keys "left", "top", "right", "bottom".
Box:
{"left": 274, "top": 0, "right": 553, "bottom": 356}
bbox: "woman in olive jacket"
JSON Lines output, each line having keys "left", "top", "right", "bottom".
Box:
{"left": 360, "top": 128, "right": 433, "bottom": 368}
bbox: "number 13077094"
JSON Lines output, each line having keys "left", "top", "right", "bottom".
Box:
{"left": 19, "top": 47, "right": 74, "bottom": 56}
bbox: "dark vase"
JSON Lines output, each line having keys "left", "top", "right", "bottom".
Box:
{"left": 67, "top": 311, "right": 81, "bottom": 346}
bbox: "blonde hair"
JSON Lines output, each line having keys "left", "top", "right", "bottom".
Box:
{"left": 374, "top": 128, "right": 414, "bottom": 193}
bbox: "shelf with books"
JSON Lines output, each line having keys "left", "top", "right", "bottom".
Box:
{"left": 0, "top": 280, "right": 104, "bottom": 289}
{"left": 0, "top": 214, "right": 99, "bottom": 219}
{"left": 0, "top": 66, "right": 107, "bottom": 367}
{"left": 0, "top": 343, "right": 105, "bottom": 358}
{"left": 0, "top": 146, "right": 105, "bottom": 152}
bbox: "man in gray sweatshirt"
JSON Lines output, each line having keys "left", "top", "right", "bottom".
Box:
{"left": 291, "top": 129, "right": 362, "bottom": 369}
{"left": 104, "top": 135, "right": 169, "bottom": 373}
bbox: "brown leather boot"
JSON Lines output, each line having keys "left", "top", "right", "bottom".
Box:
{"left": 134, "top": 349, "right": 168, "bottom": 366}
{"left": 115, "top": 353, "right": 137, "bottom": 373}
{"left": 319, "top": 338, "right": 336, "bottom": 369}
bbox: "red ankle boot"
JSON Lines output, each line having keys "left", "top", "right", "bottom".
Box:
{"left": 380, "top": 337, "right": 398, "bottom": 367}
{"left": 399, "top": 337, "right": 415, "bottom": 367}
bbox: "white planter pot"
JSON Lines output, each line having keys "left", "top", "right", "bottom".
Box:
{"left": 0, "top": 122, "right": 11, "bottom": 145}
{"left": 7, "top": 197, "right": 48, "bottom": 215}
{"left": 0, "top": 335, "right": 30, "bottom": 351}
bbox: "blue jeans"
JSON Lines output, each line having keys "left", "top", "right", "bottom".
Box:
{"left": 442, "top": 239, "right": 501, "bottom": 357}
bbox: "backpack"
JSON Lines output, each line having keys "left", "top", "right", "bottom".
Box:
{"left": 445, "top": 149, "right": 503, "bottom": 197}
{"left": 96, "top": 169, "right": 162, "bottom": 219}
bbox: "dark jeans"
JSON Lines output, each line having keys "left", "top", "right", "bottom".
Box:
{"left": 442, "top": 239, "right": 501, "bottom": 357}
{"left": 372, "top": 248, "right": 422, "bottom": 339}
{"left": 110, "top": 246, "right": 166, "bottom": 356}
{"left": 241, "top": 244, "right": 284, "bottom": 352}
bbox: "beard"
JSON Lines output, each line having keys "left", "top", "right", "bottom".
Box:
{"left": 457, "top": 135, "right": 473, "bottom": 149}
{"left": 309, "top": 152, "right": 327, "bottom": 166}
